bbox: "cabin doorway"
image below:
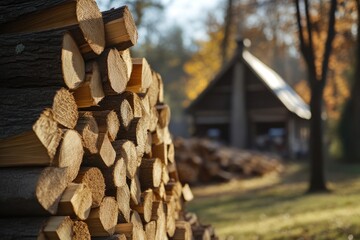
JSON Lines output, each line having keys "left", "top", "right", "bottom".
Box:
{"left": 252, "top": 121, "right": 287, "bottom": 155}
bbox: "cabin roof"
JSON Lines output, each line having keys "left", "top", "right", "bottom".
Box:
{"left": 187, "top": 50, "right": 311, "bottom": 120}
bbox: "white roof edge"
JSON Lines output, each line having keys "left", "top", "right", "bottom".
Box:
{"left": 242, "top": 50, "right": 311, "bottom": 120}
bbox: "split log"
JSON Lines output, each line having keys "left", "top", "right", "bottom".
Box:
{"left": 130, "top": 189, "right": 154, "bottom": 223}
{"left": 102, "top": 157, "right": 127, "bottom": 196}
{"left": 139, "top": 158, "right": 162, "bottom": 190}
{"left": 154, "top": 202, "right": 167, "bottom": 240}
{"left": 171, "top": 221, "right": 192, "bottom": 240}
{"left": 85, "top": 197, "right": 118, "bottom": 236}
{"left": 57, "top": 183, "right": 92, "bottom": 220}
{"left": 144, "top": 132, "right": 153, "bottom": 155}
{"left": 113, "top": 140, "right": 138, "bottom": 179}
{"left": 84, "top": 132, "right": 116, "bottom": 168}
{"left": 166, "top": 199, "right": 176, "bottom": 237}
{"left": 120, "top": 49, "right": 133, "bottom": 79}
{"left": 182, "top": 184, "right": 194, "bottom": 202}
{"left": 152, "top": 125, "right": 164, "bottom": 145}
{"left": 145, "top": 221, "right": 156, "bottom": 240}
{"left": 0, "top": 88, "right": 78, "bottom": 138}
{"left": 0, "top": 0, "right": 105, "bottom": 55}
{"left": 149, "top": 107, "right": 159, "bottom": 132}
{"left": 147, "top": 71, "right": 160, "bottom": 107}
{"left": 165, "top": 181, "right": 183, "bottom": 199}
{"left": 92, "top": 110, "right": 120, "bottom": 142}
{"left": 98, "top": 48, "right": 130, "bottom": 95}
{"left": 0, "top": 109, "right": 62, "bottom": 166}
{"left": 73, "top": 61, "right": 104, "bottom": 108}
{"left": 157, "top": 104, "right": 171, "bottom": 129}
{"left": 75, "top": 111, "right": 99, "bottom": 154}
{"left": 168, "top": 143, "right": 175, "bottom": 163}
{"left": 116, "top": 185, "right": 131, "bottom": 223}
{"left": 102, "top": 6, "right": 137, "bottom": 50}
{"left": 0, "top": 167, "right": 70, "bottom": 215}
{"left": 129, "top": 175, "right": 141, "bottom": 206}
{"left": 119, "top": 98, "right": 134, "bottom": 130}
{"left": 131, "top": 211, "right": 146, "bottom": 240}
{"left": 126, "top": 58, "right": 152, "bottom": 93}
{"left": 0, "top": 216, "right": 73, "bottom": 239}
{"left": 168, "top": 162, "right": 180, "bottom": 182}
{"left": 114, "top": 223, "right": 133, "bottom": 238}
{"left": 73, "top": 221, "right": 91, "bottom": 240}
{"left": 0, "top": 31, "right": 84, "bottom": 89}
{"left": 157, "top": 72, "right": 164, "bottom": 103}
{"left": 162, "top": 164, "right": 170, "bottom": 184}
{"left": 74, "top": 167, "right": 105, "bottom": 208}
{"left": 153, "top": 182, "right": 166, "bottom": 201}
{"left": 152, "top": 143, "right": 168, "bottom": 165}
{"left": 117, "top": 118, "right": 147, "bottom": 158}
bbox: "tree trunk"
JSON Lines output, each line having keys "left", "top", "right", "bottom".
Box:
{"left": 308, "top": 83, "right": 327, "bottom": 192}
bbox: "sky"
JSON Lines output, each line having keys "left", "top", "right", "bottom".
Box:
{"left": 96, "top": 0, "right": 222, "bottom": 42}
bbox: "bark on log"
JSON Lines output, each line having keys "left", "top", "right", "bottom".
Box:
{"left": 0, "top": 88, "right": 78, "bottom": 138}
{"left": 73, "top": 61, "right": 104, "bottom": 108}
{"left": 74, "top": 167, "right": 105, "bottom": 208}
{"left": 102, "top": 6, "right": 137, "bottom": 50}
{"left": 0, "top": 31, "right": 84, "bottom": 89}
{"left": 0, "top": 167, "right": 70, "bottom": 215}
{"left": 0, "top": 0, "right": 105, "bottom": 55}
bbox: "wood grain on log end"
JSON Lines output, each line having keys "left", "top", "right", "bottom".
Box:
{"left": 74, "top": 167, "right": 105, "bottom": 208}
{"left": 73, "top": 221, "right": 91, "bottom": 240}
{"left": 43, "top": 216, "right": 74, "bottom": 240}
{"left": 76, "top": 111, "right": 99, "bottom": 154}
{"left": 52, "top": 88, "right": 79, "bottom": 129}
{"left": 116, "top": 185, "right": 131, "bottom": 223}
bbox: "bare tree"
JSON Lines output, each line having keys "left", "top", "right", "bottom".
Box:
{"left": 295, "top": 0, "right": 337, "bottom": 192}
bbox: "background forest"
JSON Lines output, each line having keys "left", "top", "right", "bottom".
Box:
{"left": 98, "top": 0, "right": 359, "bottom": 160}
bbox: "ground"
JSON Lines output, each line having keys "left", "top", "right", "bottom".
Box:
{"left": 187, "top": 162, "right": 360, "bottom": 240}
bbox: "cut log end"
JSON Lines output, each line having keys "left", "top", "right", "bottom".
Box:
{"left": 52, "top": 88, "right": 79, "bottom": 129}
{"left": 43, "top": 216, "right": 74, "bottom": 240}
{"left": 117, "top": 185, "right": 131, "bottom": 223}
{"left": 106, "top": 49, "right": 129, "bottom": 94}
{"left": 62, "top": 33, "right": 85, "bottom": 89}
{"left": 73, "top": 221, "right": 91, "bottom": 240}
{"left": 77, "top": 0, "right": 105, "bottom": 55}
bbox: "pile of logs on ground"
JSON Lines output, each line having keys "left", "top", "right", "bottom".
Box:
{"left": 174, "top": 138, "right": 284, "bottom": 184}
{"left": 0, "top": 1, "right": 217, "bottom": 239}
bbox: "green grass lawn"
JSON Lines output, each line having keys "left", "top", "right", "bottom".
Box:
{"left": 187, "top": 162, "right": 360, "bottom": 240}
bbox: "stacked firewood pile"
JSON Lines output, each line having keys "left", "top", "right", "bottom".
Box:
{"left": 0, "top": 1, "right": 217, "bottom": 239}
{"left": 174, "top": 138, "right": 284, "bottom": 184}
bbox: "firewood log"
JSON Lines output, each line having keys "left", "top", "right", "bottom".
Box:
{"left": 85, "top": 197, "right": 118, "bottom": 236}
{"left": 167, "top": 143, "right": 175, "bottom": 163}
{"left": 154, "top": 201, "right": 167, "bottom": 240}
{"left": 74, "top": 167, "right": 105, "bottom": 208}
{"left": 0, "top": 216, "right": 74, "bottom": 239}
{"left": 130, "top": 189, "right": 154, "bottom": 223}
{"left": 0, "top": 0, "right": 105, "bottom": 55}
{"left": 116, "top": 185, "right": 131, "bottom": 223}
{"left": 131, "top": 211, "right": 146, "bottom": 240}
{"left": 129, "top": 174, "right": 141, "bottom": 206}
{"left": 156, "top": 104, "right": 171, "bottom": 129}
{"left": 145, "top": 221, "right": 156, "bottom": 240}
{"left": 147, "top": 71, "right": 160, "bottom": 107}
{"left": 152, "top": 143, "right": 168, "bottom": 165}
{"left": 102, "top": 6, "right": 137, "bottom": 50}
{"left": 0, "top": 31, "right": 84, "bottom": 89}
{"left": 83, "top": 132, "right": 116, "bottom": 168}
{"left": 113, "top": 140, "right": 138, "bottom": 179}
{"left": 114, "top": 223, "right": 133, "bottom": 238}
{"left": 139, "top": 158, "right": 162, "bottom": 190}
{"left": 153, "top": 182, "right": 166, "bottom": 201}
{"left": 92, "top": 110, "right": 120, "bottom": 142}
{"left": 73, "top": 221, "right": 91, "bottom": 240}
{"left": 0, "top": 88, "right": 78, "bottom": 138}
{"left": 75, "top": 111, "right": 99, "bottom": 154}
{"left": 102, "top": 157, "right": 127, "bottom": 196}
{"left": 171, "top": 221, "right": 192, "bottom": 240}
{"left": 73, "top": 61, "right": 104, "bottom": 107}
{"left": 182, "top": 184, "right": 194, "bottom": 202}
{"left": 162, "top": 164, "right": 170, "bottom": 184}
{"left": 166, "top": 198, "right": 176, "bottom": 237}
{"left": 98, "top": 48, "right": 130, "bottom": 95}
{"left": 57, "top": 183, "right": 92, "bottom": 220}
{"left": 0, "top": 167, "right": 71, "bottom": 215}
{"left": 126, "top": 58, "right": 152, "bottom": 93}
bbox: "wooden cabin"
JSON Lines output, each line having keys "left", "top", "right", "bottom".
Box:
{"left": 186, "top": 40, "right": 311, "bottom": 158}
